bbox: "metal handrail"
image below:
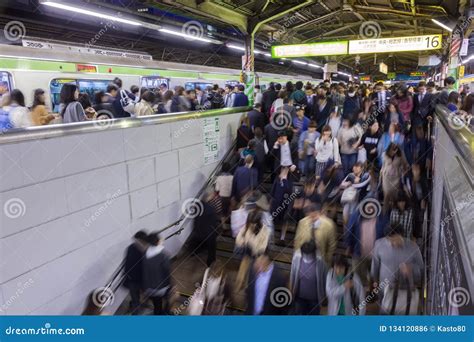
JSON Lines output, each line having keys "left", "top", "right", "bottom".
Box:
{"left": 107, "top": 137, "right": 238, "bottom": 295}
{"left": 0, "top": 106, "right": 251, "bottom": 144}
{"left": 435, "top": 104, "right": 473, "bottom": 170}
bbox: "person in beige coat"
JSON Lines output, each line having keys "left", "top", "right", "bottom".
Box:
{"left": 135, "top": 91, "right": 156, "bottom": 117}
{"left": 235, "top": 210, "right": 271, "bottom": 290}
{"left": 294, "top": 202, "right": 337, "bottom": 266}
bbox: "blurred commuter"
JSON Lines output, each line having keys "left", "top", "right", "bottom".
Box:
{"left": 246, "top": 252, "right": 289, "bottom": 315}
{"left": 312, "top": 94, "right": 333, "bottom": 132}
{"left": 391, "top": 85, "right": 413, "bottom": 124}
{"left": 326, "top": 254, "right": 365, "bottom": 315}
{"left": 163, "top": 90, "right": 174, "bottom": 113}
{"left": 215, "top": 162, "right": 233, "bottom": 224}
{"left": 190, "top": 191, "right": 219, "bottom": 267}
{"left": 437, "top": 76, "right": 456, "bottom": 105}
{"left": 270, "top": 166, "right": 293, "bottom": 224}
{"left": 290, "top": 81, "right": 306, "bottom": 106}
{"left": 111, "top": 77, "right": 134, "bottom": 118}
{"left": 389, "top": 193, "right": 414, "bottom": 239}
{"left": 78, "top": 93, "right": 96, "bottom": 119}
{"left": 412, "top": 81, "right": 433, "bottom": 126}
{"left": 0, "top": 93, "right": 12, "bottom": 130}
{"left": 170, "top": 86, "right": 190, "bottom": 113}
{"left": 298, "top": 120, "right": 320, "bottom": 176}
{"left": 371, "top": 82, "right": 391, "bottom": 113}
{"left": 232, "top": 155, "right": 258, "bottom": 203}
{"left": 130, "top": 85, "right": 140, "bottom": 100}
{"left": 447, "top": 91, "right": 460, "bottom": 112}
{"left": 4, "top": 89, "right": 31, "bottom": 128}
{"left": 236, "top": 211, "right": 271, "bottom": 290}
{"left": 254, "top": 84, "right": 263, "bottom": 105}
{"left": 93, "top": 90, "right": 116, "bottom": 118}
{"left": 236, "top": 114, "right": 254, "bottom": 150}
{"left": 342, "top": 86, "right": 360, "bottom": 120}
{"left": 261, "top": 82, "right": 278, "bottom": 118}
{"left": 60, "top": 84, "right": 87, "bottom": 123}
{"left": 337, "top": 118, "right": 362, "bottom": 175}
{"left": 384, "top": 103, "right": 405, "bottom": 131}
{"left": 159, "top": 83, "right": 168, "bottom": 96}
{"left": 142, "top": 233, "right": 172, "bottom": 315}
{"left": 290, "top": 240, "right": 327, "bottom": 315}
{"left": 30, "top": 89, "right": 55, "bottom": 126}
{"left": 314, "top": 125, "right": 341, "bottom": 179}
{"left": 247, "top": 103, "right": 265, "bottom": 132}
{"left": 208, "top": 84, "right": 224, "bottom": 109}
{"left": 224, "top": 84, "right": 235, "bottom": 108}
{"left": 340, "top": 161, "right": 371, "bottom": 226}
{"left": 371, "top": 223, "right": 424, "bottom": 314}
{"left": 124, "top": 231, "right": 149, "bottom": 314}
{"left": 135, "top": 90, "right": 156, "bottom": 117}
{"left": 249, "top": 131, "right": 266, "bottom": 183}
{"left": 294, "top": 202, "right": 337, "bottom": 265}
{"left": 380, "top": 143, "right": 409, "bottom": 208}
{"left": 377, "top": 123, "right": 404, "bottom": 165}
{"left": 404, "top": 124, "right": 432, "bottom": 174}
{"left": 232, "top": 84, "right": 249, "bottom": 107}
{"left": 304, "top": 85, "right": 315, "bottom": 117}
{"left": 272, "top": 130, "right": 297, "bottom": 175}
{"left": 358, "top": 121, "right": 381, "bottom": 167}
{"left": 292, "top": 105, "right": 309, "bottom": 139}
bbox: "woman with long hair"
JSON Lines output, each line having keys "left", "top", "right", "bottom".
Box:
{"left": 60, "top": 84, "right": 87, "bottom": 123}
{"left": 380, "top": 143, "right": 409, "bottom": 208}
{"left": 30, "top": 89, "right": 55, "bottom": 126}
{"left": 7, "top": 89, "right": 32, "bottom": 128}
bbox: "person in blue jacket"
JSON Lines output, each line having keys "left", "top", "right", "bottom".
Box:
{"left": 232, "top": 84, "right": 249, "bottom": 107}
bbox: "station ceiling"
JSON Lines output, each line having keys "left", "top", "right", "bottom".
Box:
{"left": 0, "top": 0, "right": 471, "bottom": 78}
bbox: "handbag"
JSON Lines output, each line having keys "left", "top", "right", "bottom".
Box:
{"left": 381, "top": 271, "right": 419, "bottom": 315}
{"left": 119, "top": 89, "right": 136, "bottom": 114}
{"left": 341, "top": 186, "right": 357, "bottom": 204}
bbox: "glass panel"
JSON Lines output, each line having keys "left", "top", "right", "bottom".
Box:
{"left": 0, "top": 71, "right": 14, "bottom": 95}
{"left": 49, "top": 78, "right": 76, "bottom": 113}
{"left": 141, "top": 77, "right": 169, "bottom": 91}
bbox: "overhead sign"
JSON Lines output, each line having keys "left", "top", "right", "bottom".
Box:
{"left": 387, "top": 72, "right": 396, "bottom": 80}
{"left": 379, "top": 62, "right": 388, "bottom": 74}
{"left": 348, "top": 34, "right": 442, "bottom": 54}
{"left": 359, "top": 76, "right": 371, "bottom": 81}
{"left": 271, "top": 41, "right": 348, "bottom": 58}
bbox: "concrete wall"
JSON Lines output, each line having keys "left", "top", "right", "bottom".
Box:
{"left": 0, "top": 112, "right": 242, "bottom": 315}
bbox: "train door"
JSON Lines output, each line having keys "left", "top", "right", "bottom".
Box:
{"left": 140, "top": 76, "right": 170, "bottom": 92}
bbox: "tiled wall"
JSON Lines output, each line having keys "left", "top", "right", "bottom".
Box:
{"left": 0, "top": 112, "right": 241, "bottom": 315}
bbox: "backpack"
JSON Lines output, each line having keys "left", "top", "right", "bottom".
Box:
{"left": 119, "top": 89, "right": 136, "bottom": 115}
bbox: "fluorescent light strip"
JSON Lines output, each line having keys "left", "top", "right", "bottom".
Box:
{"left": 462, "top": 55, "right": 474, "bottom": 64}
{"left": 159, "top": 28, "right": 214, "bottom": 43}
{"left": 292, "top": 60, "right": 307, "bottom": 65}
{"left": 308, "top": 63, "right": 322, "bottom": 68}
{"left": 41, "top": 1, "right": 143, "bottom": 26}
{"left": 226, "top": 44, "right": 245, "bottom": 51}
{"left": 431, "top": 19, "right": 453, "bottom": 32}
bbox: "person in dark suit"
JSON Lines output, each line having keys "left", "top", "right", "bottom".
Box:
{"left": 247, "top": 103, "right": 265, "bottom": 132}
{"left": 261, "top": 82, "right": 278, "bottom": 119}
{"left": 370, "top": 82, "right": 392, "bottom": 118}
{"left": 232, "top": 84, "right": 249, "bottom": 107}
{"left": 246, "top": 252, "right": 290, "bottom": 315}
{"left": 312, "top": 94, "right": 334, "bottom": 132}
{"left": 123, "top": 231, "right": 149, "bottom": 315}
{"left": 411, "top": 81, "right": 434, "bottom": 127}
{"left": 232, "top": 155, "right": 258, "bottom": 202}
{"left": 304, "top": 85, "right": 316, "bottom": 118}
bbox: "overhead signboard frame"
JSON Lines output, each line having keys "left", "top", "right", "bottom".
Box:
{"left": 271, "top": 41, "right": 348, "bottom": 58}
{"left": 348, "top": 34, "right": 442, "bottom": 55}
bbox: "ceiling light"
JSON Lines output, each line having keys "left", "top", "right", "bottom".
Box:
{"left": 226, "top": 44, "right": 246, "bottom": 51}
{"left": 462, "top": 55, "right": 474, "bottom": 64}
{"left": 292, "top": 60, "right": 307, "bottom": 65}
{"left": 308, "top": 63, "right": 322, "bottom": 68}
{"left": 431, "top": 19, "right": 453, "bottom": 32}
{"left": 159, "top": 28, "right": 217, "bottom": 43}
{"left": 264, "top": 53, "right": 271, "bottom": 57}
{"left": 41, "top": 1, "right": 143, "bottom": 26}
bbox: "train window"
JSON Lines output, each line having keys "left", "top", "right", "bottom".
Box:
{"left": 141, "top": 77, "right": 169, "bottom": 91}
{"left": 49, "top": 78, "right": 112, "bottom": 112}
{"left": 185, "top": 82, "right": 213, "bottom": 91}
{"left": 225, "top": 80, "right": 240, "bottom": 87}
{"left": 0, "top": 71, "right": 14, "bottom": 95}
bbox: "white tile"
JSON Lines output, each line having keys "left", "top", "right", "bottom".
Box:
{"left": 64, "top": 164, "right": 128, "bottom": 213}
{"left": 127, "top": 157, "right": 155, "bottom": 192}
{"left": 171, "top": 117, "right": 202, "bottom": 149}
{"left": 156, "top": 124, "right": 172, "bottom": 153}
{"left": 0, "top": 143, "right": 24, "bottom": 192}
{"left": 95, "top": 130, "right": 126, "bottom": 166}
{"left": 179, "top": 169, "right": 207, "bottom": 200}
{"left": 0, "top": 178, "right": 68, "bottom": 238}
{"left": 0, "top": 196, "right": 129, "bottom": 284}
{"left": 155, "top": 151, "right": 179, "bottom": 182}
{"left": 19, "top": 139, "right": 64, "bottom": 185}
{"left": 178, "top": 144, "right": 204, "bottom": 174}
{"left": 123, "top": 126, "right": 158, "bottom": 161}
{"left": 58, "top": 134, "right": 103, "bottom": 176}
{"left": 129, "top": 185, "right": 157, "bottom": 219}
{"left": 157, "top": 177, "right": 180, "bottom": 208}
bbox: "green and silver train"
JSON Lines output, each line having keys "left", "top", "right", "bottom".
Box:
{"left": 0, "top": 44, "right": 319, "bottom": 112}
